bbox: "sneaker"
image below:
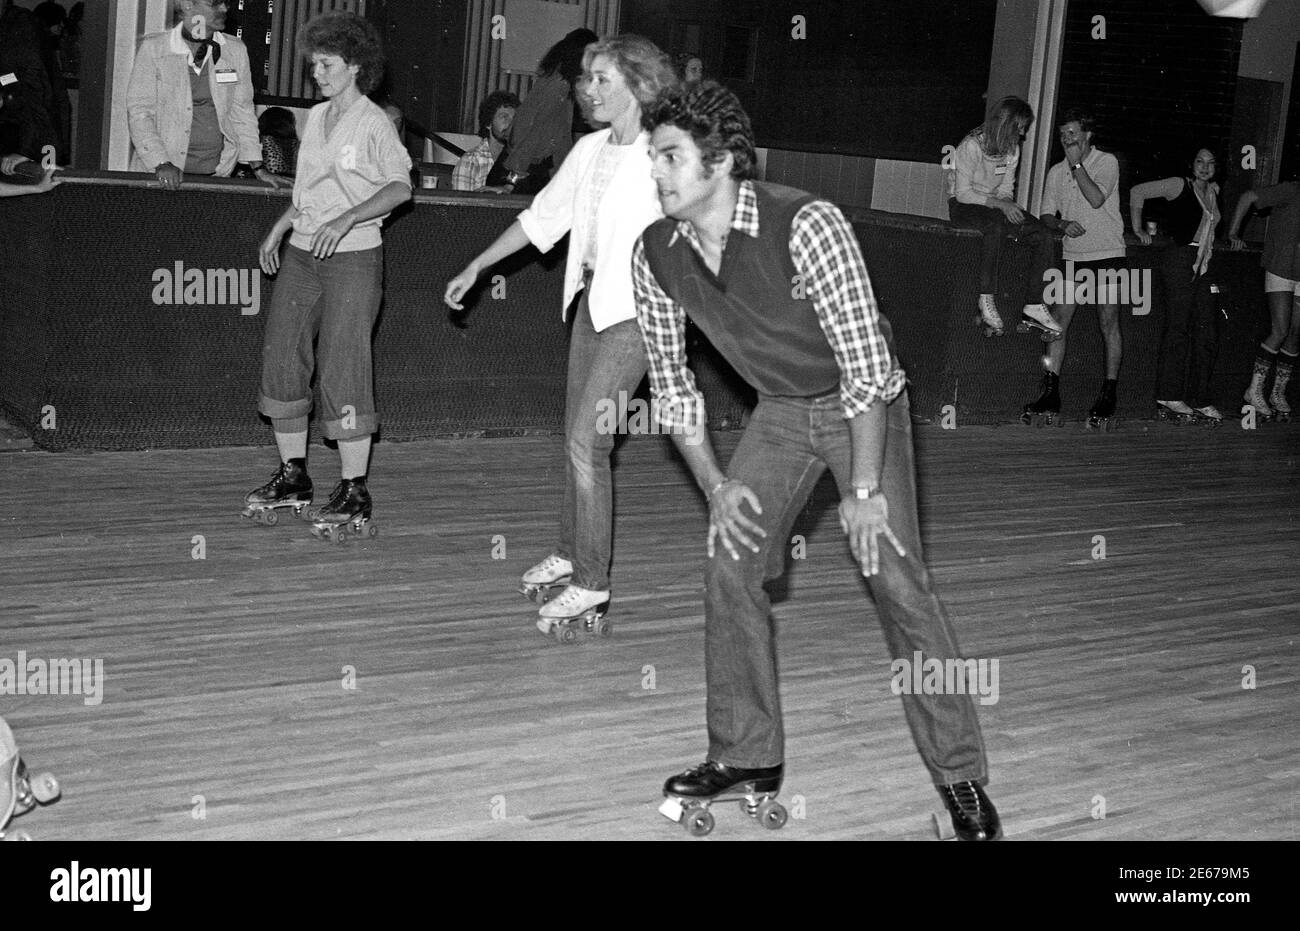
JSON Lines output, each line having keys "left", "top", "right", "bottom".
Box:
{"left": 1157, "top": 400, "right": 1196, "bottom": 416}
{"left": 536, "top": 584, "right": 609, "bottom": 629}
{"left": 1021, "top": 303, "right": 1062, "bottom": 333}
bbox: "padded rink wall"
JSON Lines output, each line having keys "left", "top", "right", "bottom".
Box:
{"left": 0, "top": 174, "right": 1273, "bottom": 451}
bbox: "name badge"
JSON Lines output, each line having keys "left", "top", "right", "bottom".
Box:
{"left": 215, "top": 70, "right": 238, "bottom": 84}
{"left": 994, "top": 165, "right": 1007, "bottom": 175}
{"left": 0, "top": 73, "right": 17, "bottom": 87}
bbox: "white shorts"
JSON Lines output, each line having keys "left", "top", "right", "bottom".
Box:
{"left": 1264, "top": 271, "right": 1300, "bottom": 295}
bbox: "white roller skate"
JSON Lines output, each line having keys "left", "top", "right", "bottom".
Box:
{"left": 1270, "top": 356, "right": 1293, "bottom": 422}
{"left": 1016, "top": 303, "right": 1063, "bottom": 341}
{"left": 519, "top": 554, "right": 572, "bottom": 604}
{"left": 974, "top": 294, "right": 1004, "bottom": 337}
{"left": 536, "top": 584, "right": 611, "bottom": 644}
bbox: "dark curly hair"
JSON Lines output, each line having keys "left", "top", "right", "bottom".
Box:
{"left": 642, "top": 80, "right": 756, "bottom": 180}
{"left": 299, "top": 12, "right": 386, "bottom": 96}
{"left": 477, "top": 90, "right": 520, "bottom": 137}
{"left": 538, "top": 28, "right": 598, "bottom": 84}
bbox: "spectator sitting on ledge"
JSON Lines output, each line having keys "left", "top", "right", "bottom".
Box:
{"left": 947, "top": 95, "right": 1061, "bottom": 341}
{"left": 452, "top": 89, "right": 518, "bottom": 192}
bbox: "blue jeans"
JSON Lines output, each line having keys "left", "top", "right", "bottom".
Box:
{"left": 556, "top": 290, "right": 649, "bottom": 591}
{"left": 258, "top": 244, "right": 383, "bottom": 440}
{"left": 705, "top": 390, "right": 989, "bottom": 786}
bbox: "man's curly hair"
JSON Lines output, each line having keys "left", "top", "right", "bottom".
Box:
{"left": 642, "top": 81, "right": 756, "bottom": 180}
{"left": 299, "top": 12, "right": 386, "bottom": 96}
{"left": 477, "top": 90, "right": 520, "bottom": 137}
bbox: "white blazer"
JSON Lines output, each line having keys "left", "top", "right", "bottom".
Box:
{"left": 517, "top": 128, "right": 663, "bottom": 332}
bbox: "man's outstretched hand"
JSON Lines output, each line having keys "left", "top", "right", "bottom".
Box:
{"left": 838, "top": 495, "right": 906, "bottom": 577}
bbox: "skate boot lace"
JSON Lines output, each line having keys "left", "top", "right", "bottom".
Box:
{"left": 947, "top": 781, "right": 986, "bottom": 815}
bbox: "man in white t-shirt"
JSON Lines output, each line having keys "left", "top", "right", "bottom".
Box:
{"left": 1024, "top": 109, "right": 1128, "bottom": 429}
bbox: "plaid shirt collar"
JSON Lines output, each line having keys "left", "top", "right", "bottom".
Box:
{"left": 668, "top": 179, "right": 761, "bottom": 251}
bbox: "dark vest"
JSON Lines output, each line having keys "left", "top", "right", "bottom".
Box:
{"left": 1166, "top": 178, "right": 1219, "bottom": 246}
{"left": 641, "top": 181, "right": 894, "bottom": 399}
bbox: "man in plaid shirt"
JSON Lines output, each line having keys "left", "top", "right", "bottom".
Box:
{"left": 633, "top": 83, "right": 1000, "bottom": 840}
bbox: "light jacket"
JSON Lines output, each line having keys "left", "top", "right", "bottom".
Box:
{"left": 517, "top": 128, "right": 662, "bottom": 332}
{"left": 126, "top": 23, "right": 261, "bottom": 175}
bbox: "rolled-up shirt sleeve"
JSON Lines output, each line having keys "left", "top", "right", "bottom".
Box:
{"left": 631, "top": 234, "right": 707, "bottom": 431}
{"left": 516, "top": 138, "right": 581, "bottom": 253}
{"left": 790, "top": 201, "right": 906, "bottom": 416}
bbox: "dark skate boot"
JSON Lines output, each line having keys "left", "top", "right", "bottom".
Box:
{"left": 935, "top": 780, "right": 1002, "bottom": 841}
{"left": 309, "top": 478, "right": 376, "bottom": 545}
{"left": 241, "top": 459, "right": 313, "bottom": 526}
{"left": 1086, "top": 379, "right": 1118, "bottom": 431}
{"left": 659, "top": 761, "right": 786, "bottom": 837}
{"left": 1020, "top": 371, "right": 1062, "bottom": 427}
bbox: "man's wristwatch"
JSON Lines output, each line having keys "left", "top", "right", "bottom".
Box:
{"left": 1070, "top": 162, "right": 1081, "bottom": 173}
{"left": 852, "top": 484, "right": 882, "bottom": 500}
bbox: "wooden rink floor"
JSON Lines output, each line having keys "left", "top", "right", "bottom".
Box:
{"left": 2, "top": 419, "right": 1297, "bottom": 841}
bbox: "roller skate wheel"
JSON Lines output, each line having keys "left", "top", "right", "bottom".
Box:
{"left": 684, "top": 808, "right": 714, "bottom": 837}
{"left": 367, "top": 524, "right": 378, "bottom": 539}
{"left": 333, "top": 527, "right": 348, "bottom": 545}
{"left": 552, "top": 624, "right": 577, "bottom": 645}
{"left": 757, "top": 799, "right": 787, "bottom": 830}
{"left": 596, "top": 618, "right": 612, "bottom": 637}
{"left": 263, "top": 509, "right": 279, "bottom": 527}
{"left": 31, "top": 772, "right": 60, "bottom": 803}
{"left": 932, "top": 811, "right": 957, "bottom": 840}
{"left": 1015, "top": 321, "right": 1031, "bottom": 334}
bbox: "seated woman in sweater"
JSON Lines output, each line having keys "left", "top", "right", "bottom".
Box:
{"left": 948, "top": 96, "right": 1061, "bottom": 340}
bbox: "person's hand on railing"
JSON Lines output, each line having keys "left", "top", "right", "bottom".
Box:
{"left": 154, "top": 162, "right": 183, "bottom": 191}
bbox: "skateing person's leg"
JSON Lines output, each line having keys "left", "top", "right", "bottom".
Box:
{"left": 539, "top": 288, "right": 650, "bottom": 622}
{"left": 248, "top": 244, "right": 324, "bottom": 510}
{"left": 814, "top": 391, "right": 989, "bottom": 786}
{"left": 311, "top": 246, "right": 384, "bottom": 525}
{"left": 704, "top": 395, "right": 826, "bottom": 769}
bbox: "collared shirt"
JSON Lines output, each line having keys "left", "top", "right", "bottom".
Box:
{"left": 169, "top": 22, "right": 221, "bottom": 74}
{"left": 1041, "top": 147, "right": 1124, "bottom": 261}
{"left": 632, "top": 180, "right": 905, "bottom": 429}
{"left": 451, "top": 137, "right": 496, "bottom": 191}
{"left": 289, "top": 94, "right": 412, "bottom": 253}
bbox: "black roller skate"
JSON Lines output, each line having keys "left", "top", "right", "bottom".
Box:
{"left": 658, "top": 761, "right": 787, "bottom": 837}
{"left": 1086, "top": 379, "right": 1118, "bottom": 431}
{"left": 309, "top": 478, "right": 377, "bottom": 545}
{"left": 241, "top": 459, "right": 313, "bottom": 526}
{"left": 934, "top": 780, "right": 1002, "bottom": 841}
{"left": 1020, "top": 371, "right": 1062, "bottom": 427}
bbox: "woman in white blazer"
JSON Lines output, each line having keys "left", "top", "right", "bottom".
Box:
{"left": 446, "top": 35, "right": 677, "bottom": 637}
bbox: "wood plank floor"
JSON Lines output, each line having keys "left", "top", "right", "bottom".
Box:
{"left": 1, "top": 419, "right": 1297, "bottom": 840}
